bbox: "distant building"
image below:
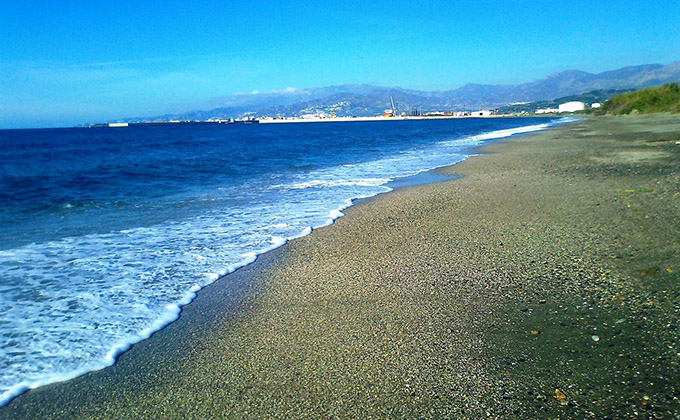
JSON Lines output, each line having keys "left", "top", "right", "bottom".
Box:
{"left": 300, "top": 112, "right": 327, "bottom": 119}
{"left": 558, "top": 101, "right": 586, "bottom": 113}
{"left": 591, "top": 103, "right": 602, "bottom": 108}
{"left": 471, "top": 110, "right": 493, "bottom": 117}
{"left": 536, "top": 108, "right": 559, "bottom": 114}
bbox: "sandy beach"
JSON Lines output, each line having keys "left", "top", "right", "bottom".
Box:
{"left": 2, "top": 114, "right": 679, "bottom": 419}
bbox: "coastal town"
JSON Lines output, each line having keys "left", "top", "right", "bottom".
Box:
{"left": 257, "top": 99, "right": 600, "bottom": 123}
{"left": 94, "top": 98, "right": 602, "bottom": 128}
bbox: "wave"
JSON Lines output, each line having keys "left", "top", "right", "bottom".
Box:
{"left": 275, "top": 178, "right": 391, "bottom": 191}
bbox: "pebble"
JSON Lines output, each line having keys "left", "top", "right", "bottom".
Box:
{"left": 555, "top": 389, "right": 568, "bottom": 406}
{"left": 591, "top": 335, "right": 600, "bottom": 342}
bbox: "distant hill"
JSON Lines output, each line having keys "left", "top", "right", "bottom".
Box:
{"left": 597, "top": 83, "right": 680, "bottom": 115}
{"left": 125, "top": 61, "right": 680, "bottom": 122}
{"left": 439, "top": 63, "right": 680, "bottom": 107}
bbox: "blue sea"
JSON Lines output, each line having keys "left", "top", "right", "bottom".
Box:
{"left": 0, "top": 117, "right": 566, "bottom": 404}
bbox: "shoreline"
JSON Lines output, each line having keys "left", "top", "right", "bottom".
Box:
{"left": 1, "top": 114, "right": 678, "bottom": 418}
{"left": 0, "top": 118, "right": 563, "bottom": 408}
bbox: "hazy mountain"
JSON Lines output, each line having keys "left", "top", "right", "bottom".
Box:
{"left": 438, "top": 63, "right": 677, "bottom": 107}
{"left": 127, "top": 61, "right": 680, "bottom": 122}
{"left": 251, "top": 88, "right": 445, "bottom": 118}
{"left": 205, "top": 84, "right": 386, "bottom": 109}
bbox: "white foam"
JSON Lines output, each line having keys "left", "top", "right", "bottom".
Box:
{"left": 270, "top": 236, "right": 287, "bottom": 247}
{"left": 291, "top": 226, "right": 313, "bottom": 239}
{"left": 255, "top": 223, "right": 289, "bottom": 230}
{"left": 286, "top": 178, "right": 390, "bottom": 190}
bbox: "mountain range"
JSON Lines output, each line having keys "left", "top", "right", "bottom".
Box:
{"left": 127, "top": 61, "right": 680, "bottom": 122}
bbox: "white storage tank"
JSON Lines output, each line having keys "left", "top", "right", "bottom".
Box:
{"left": 558, "top": 101, "right": 586, "bottom": 113}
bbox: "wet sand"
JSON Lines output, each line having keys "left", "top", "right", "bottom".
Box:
{"left": 2, "top": 114, "right": 679, "bottom": 419}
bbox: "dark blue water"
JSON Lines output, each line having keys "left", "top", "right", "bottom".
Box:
{"left": 0, "top": 117, "right": 564, "bottom": 404}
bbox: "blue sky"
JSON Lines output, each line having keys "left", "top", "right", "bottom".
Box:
{"left": 1, "top": 0, "right": 679, "bottom": 128}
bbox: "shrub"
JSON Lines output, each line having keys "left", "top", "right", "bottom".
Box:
{"left": 597, "top": 83, "right": 680, "bottom": 115}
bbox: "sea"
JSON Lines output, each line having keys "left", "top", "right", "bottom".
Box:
{"left": 0, "top": 116, "right": 567, "bottom": 405}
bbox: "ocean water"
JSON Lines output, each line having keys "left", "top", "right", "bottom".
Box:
{"left": 0, "top": 117, "right": 566, "bottom": 404}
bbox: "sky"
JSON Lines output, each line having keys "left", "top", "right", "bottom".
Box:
{"left": 1, "top": 0, "right": 679, "bottom": 128}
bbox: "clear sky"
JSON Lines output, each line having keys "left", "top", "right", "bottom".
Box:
{"left": 1, "top": 0, "right": 679, "bottom": 128}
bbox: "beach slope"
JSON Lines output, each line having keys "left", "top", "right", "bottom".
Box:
{"left": 2, "top": 114, "right": 679, "bottom": 419}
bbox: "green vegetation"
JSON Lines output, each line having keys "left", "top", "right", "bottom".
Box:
{"left": 597, "top": 83, "right": 680, "bottom": 115}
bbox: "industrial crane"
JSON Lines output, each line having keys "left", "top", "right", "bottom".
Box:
{"left": 384, "top": 95, "right": 398, "bottom": 117}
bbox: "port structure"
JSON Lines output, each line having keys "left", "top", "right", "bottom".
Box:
{"left": 384, "top": 95, "right": 398, "bottom": 117}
